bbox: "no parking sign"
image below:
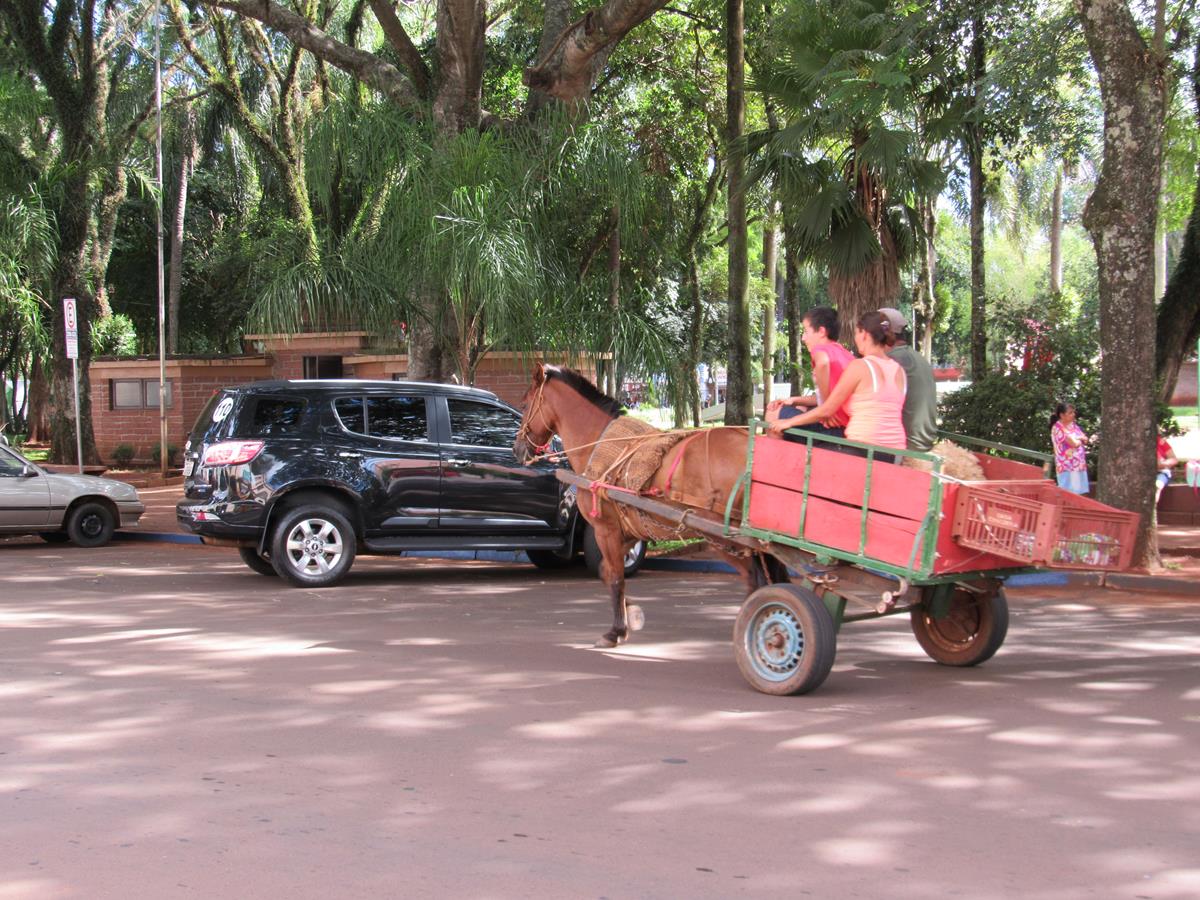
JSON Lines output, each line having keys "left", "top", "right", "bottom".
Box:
{"left": 63, "top": 298, "right": 78, "bottom": 359}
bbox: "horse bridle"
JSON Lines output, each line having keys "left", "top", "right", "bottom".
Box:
{"left": 516, "top": 378, "right": 554, "bottom": 456}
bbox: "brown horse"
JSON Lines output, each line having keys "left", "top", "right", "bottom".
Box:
{"left": 514, "top": 363, "right": 781, "bottom": 647}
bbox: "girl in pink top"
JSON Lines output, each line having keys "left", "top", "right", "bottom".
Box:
{"left": 769, "top": 310, "right": 907, "bottom": 455}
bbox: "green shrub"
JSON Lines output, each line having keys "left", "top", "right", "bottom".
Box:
{"left": 940, "top": 295, "right": 1101, "bottom": 458}
{"left": 110, "top": 443, "right": 135, "bottom": 467}
{"left": 150, "top": 443, "right": 180, "bottom": 466}
{"left": 91, "top": 313, "right": 138, "bottom": 357}
{"left": 940, "top": 373, "right": 1101, "bottom": 457}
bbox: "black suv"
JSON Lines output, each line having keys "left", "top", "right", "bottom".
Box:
{"left": 176, "top": 380, "right": 645, "bottom": 586}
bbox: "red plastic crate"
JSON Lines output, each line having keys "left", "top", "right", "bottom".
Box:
{"left": 951, "top": 481, "right": 1139, "bottom": 571}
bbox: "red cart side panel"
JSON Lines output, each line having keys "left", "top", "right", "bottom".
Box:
{"left": 748, "top": 437, "right": 941, "bottom": 569}
{"left": 748, "top": 483, "right": 926, "bottom": 566}
{"left": 750, "top": 436, "right": 933, "bottom": 521}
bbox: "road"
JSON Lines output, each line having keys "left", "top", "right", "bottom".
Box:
{"left": 1, "top": 539, "right": 1198, "bottom": 899}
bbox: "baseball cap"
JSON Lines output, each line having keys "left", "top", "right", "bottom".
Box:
{"left": 878, "top": 307, "right": 907, "bottom": 335}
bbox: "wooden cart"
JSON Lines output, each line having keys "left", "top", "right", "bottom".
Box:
{"left": 559, "top": 423, "right": 1140, "bottom": 695}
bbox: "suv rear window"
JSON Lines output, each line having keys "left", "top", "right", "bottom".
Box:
{"left": 188, "top": 390, "right": 236, "bottom": 445}
{"left": 235, "top": 396, "right": 308, "bottom": 437}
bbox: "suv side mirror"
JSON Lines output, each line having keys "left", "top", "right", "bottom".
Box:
{"left": 20, "top": 464, "right": 38, "bottom": 478}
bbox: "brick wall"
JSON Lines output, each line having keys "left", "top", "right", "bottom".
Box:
{"left": 89, "top": 358, "right": 272, "bottom": 464}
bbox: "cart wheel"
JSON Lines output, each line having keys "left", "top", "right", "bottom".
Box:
{"left": 734, "top": 584, "right": 837, "bottom": 695}
{"left": 911, "top": 584, "right": 1009, "bottom": 667}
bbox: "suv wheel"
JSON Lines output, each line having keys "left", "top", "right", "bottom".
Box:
{"left": 238, "top": 546, "right": 278, "bottom": 577}
{"left": 582, "top": 524, "right": 646, "bottom": 578}
{"left": 270, "top": 504, "right": 357, "bottom": 587}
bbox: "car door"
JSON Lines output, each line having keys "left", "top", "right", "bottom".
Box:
{"left": 437, "top": 397, "right": 564, "bottom": 534}
{"left": 327, "top": 392, "right": 442, "bottom": 534}
{"left": 0, "top": 447, "right": 51, "bottom": 530}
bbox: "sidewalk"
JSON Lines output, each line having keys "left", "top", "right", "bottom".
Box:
{"left": 126, "top": 485, "right": 1200, "bottom": 596}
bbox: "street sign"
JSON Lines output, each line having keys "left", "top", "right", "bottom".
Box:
{"left": 63, "top": 298, "right": 78, "bottom": 359}
{"left": 63, "top": 298, "right": 83, "bottom": 471}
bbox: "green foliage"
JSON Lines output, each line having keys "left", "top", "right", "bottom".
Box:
{"left": 150, "top": 443, "right": 180, "bottom": 466}
{"left": 110, "top": 443, "right": 135, "bottom": 467}
{"left": 91, "top": 314, "right": 138, "bottom": 357}
{"left": 752, "top": 0, "right": 944, "bottom": 280}
{"left": 939, "top": 296, "right": 1100, "bottom": 454}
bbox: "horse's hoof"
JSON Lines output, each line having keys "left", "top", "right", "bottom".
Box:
{"left": 594, "top": 636, "right": 619, "bottom": 649}
{"left": 627, "top": 604, "right": 645, "bottom": 632}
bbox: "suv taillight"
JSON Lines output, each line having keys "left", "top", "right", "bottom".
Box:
{"left": 202, "top": 440, "right": 264, "bottom": 467}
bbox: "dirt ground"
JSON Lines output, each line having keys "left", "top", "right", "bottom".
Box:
{"left": 1, "top": 539, "right": 1198, "bottom": 899}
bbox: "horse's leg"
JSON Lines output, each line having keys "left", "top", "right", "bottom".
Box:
{"left": 592, "top": 521, "right": 631, "bottom": 648}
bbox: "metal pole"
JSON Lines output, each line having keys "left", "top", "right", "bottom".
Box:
{"left": 155, "top": 0, "right": 168, "bottom": 477}
{"left": 72, "top": 358, "right": 82, "bottom": 474}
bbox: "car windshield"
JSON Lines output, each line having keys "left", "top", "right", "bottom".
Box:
{"left": 0, "top": 445, "right": 31, "bottom": 474}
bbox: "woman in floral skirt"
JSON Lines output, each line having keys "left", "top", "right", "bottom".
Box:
{"left": 1050, "top": 402, "right": 1089, "bottom": 494}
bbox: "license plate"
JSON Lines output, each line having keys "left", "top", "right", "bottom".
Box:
{"left": 183, "top": 459, "right": 195, "bottom": 477}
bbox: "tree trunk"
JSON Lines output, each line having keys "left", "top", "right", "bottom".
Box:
{"left": 527, "top": 0, "right": 577, "bottom": 115}
{"left": 90, "top": 165, "right": 127, "bottom": 316}
{"left": 1154, "top": 189, "right": 1167, "bottom": 300}
{"left": 784, "top": 225, "right": 801, "bottom": 395}
{"left": 49, "top": 164, "right": 98, "bottom": 464}
{"left": 607, "top": 207, "right": 621, "bottom": 397}
{"left": 685, "top": 250, "right": 702, "bottom": 426}
{"left": 679, "top": 161, "right": 721, "bottom": 428}
{"left": 761, "top": 211, "right": 777, "bottom": 417}
{"left": 1076, "top": 0, "right": 1166, "bottom": 567}
{"left": 1154, "top": 39, "right": 1200, "bottom": 403}
{"left": 433, "top": 0, "right": 484, "bottom": 132}
{"left": 967, "top": 16, "right": 987, "bottom": 381}
{"left": 724, "top": 0, "right": 752, "bottom": 425}
{"left": 1050, "top": 165, "right": 1064, "bottom": 294}
{"left": 168, "top": 104, "right": 197, "bottom": 354}
{"left": 911, "top": 195, "right": 937, "bottom": 359}
{"left": 25, "top": 353, "right": 50, "bottom": 445}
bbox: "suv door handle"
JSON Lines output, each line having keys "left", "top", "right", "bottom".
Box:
{"left": 444, "top": 458, "right": 471, "bottom": 468}
{"left": 338, "top": 452, "right": 362, "bottom": 458}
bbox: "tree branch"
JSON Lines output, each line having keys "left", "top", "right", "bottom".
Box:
{"left": 523, "top": 0, "right": 671, "bottom": 103}
{"left": 195, "top": 0, "right": 420, "bottom": 107}
{"left": 366, "top": 0, "right": 432, "bottom": 99}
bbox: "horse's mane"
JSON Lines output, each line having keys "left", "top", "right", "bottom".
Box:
{"left": 546, "top": 366, "right": 626, "bottom": 418}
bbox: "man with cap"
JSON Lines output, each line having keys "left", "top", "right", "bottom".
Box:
{"left": 878, "top": 307, "right": 938, "bottom": 453}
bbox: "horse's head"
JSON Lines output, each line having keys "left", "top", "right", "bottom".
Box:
{"left": 514, "top": 362, "right": 556, "bottom": 465}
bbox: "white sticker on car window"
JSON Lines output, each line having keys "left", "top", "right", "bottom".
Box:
{"left": 213, "top": 397, "right": 234, "bottom": 423}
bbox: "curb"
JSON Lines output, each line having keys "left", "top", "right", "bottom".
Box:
{"left": 115, "top": 530, "right": 1200, "bottom": 596}
{"left": 117, "top": 530, "right": 202, "bottom": 545}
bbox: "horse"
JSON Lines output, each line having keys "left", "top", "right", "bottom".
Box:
{"left": 513, "top": 363, "right": 784, "bottom": 648}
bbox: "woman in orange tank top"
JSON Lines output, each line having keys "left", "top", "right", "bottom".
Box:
{"left": 768, "top": 310, "right": 907, "bottom": 457}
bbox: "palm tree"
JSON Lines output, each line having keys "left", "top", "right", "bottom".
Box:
{"left": 751, "top": 0, "right": 944, "bottom": 337}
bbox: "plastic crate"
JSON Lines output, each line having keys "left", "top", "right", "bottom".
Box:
{"left": 951, "top": 481, "right": 1139, "bottom": 571}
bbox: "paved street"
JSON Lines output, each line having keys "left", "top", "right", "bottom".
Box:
{"left": 1, "top": 539, "right": 1198, "bottom": 899}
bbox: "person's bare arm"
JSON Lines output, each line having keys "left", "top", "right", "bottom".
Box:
{"left": 811, "top": 352, "right": 831, "bottom": 402}
{"left": 768, "top": 361, "right": 863, "bottom": 433}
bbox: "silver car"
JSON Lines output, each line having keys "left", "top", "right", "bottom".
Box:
{"left": 0, "top": 441, "right": 145, "bottom": 547}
